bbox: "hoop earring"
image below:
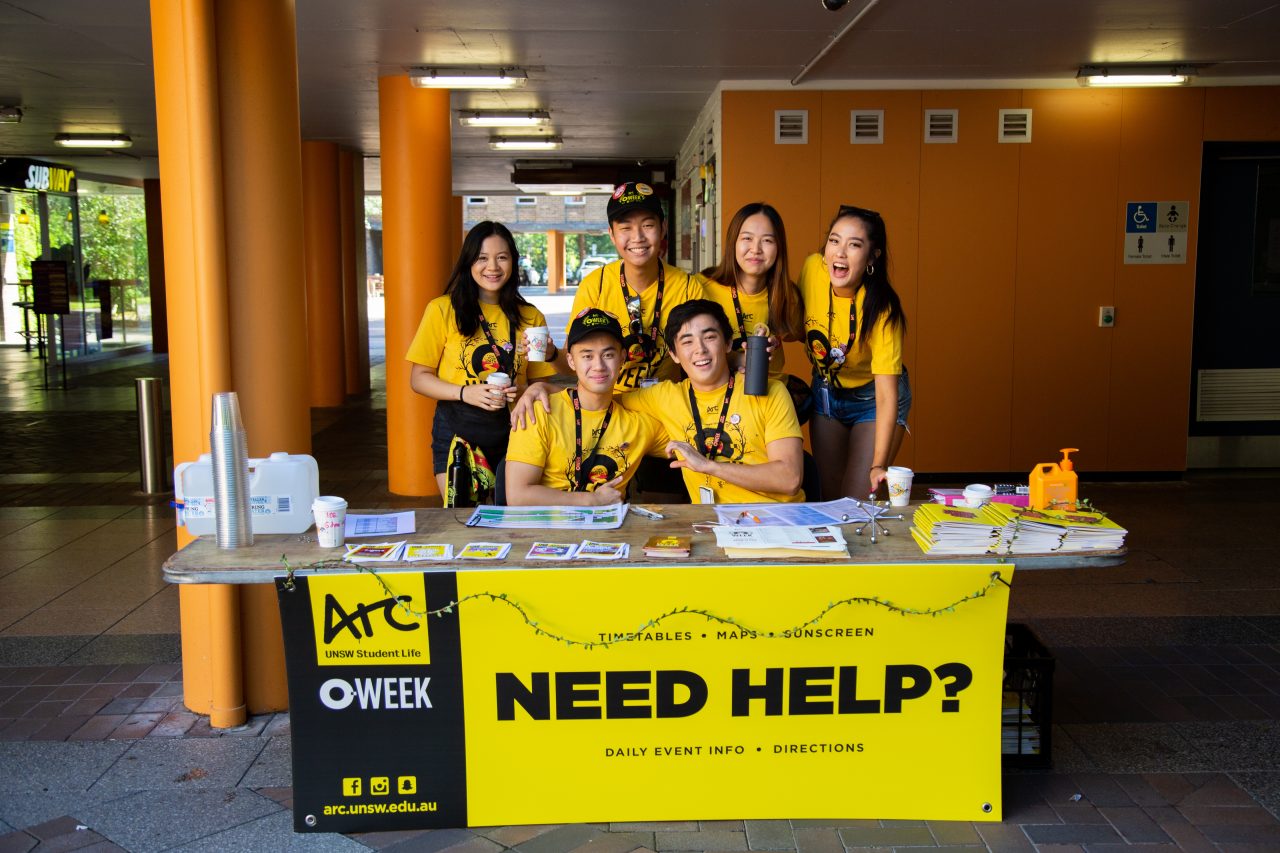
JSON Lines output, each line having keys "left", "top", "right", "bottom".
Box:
{"left": 866, "top": 262, "right": 875, "bottom": 277}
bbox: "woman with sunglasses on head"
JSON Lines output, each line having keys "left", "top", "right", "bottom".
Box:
{"left": 407, "top": 221, "right": 559, "bottom": 497}
{"left": 701, "top": 202, "right": 804, "bottom": 376}
{"left": 798, "top": 205, "right": 910, "bottom": 500}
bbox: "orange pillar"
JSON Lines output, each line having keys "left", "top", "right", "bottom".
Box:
{"left": 302, "top": 141, "right": 347, "bottom": 406}
{"left": 340, "top": 149, "right": 370, "bottom": 396}
{"left": 150, "top": 0, "right": 239, "bottom": 728}
{"left": 546, "top": 229, "right": 565, "bottom": 292}
{"left": 217, "top": 0, "right": 311, "bottom": 715}
{"left": 381, "top": 76, "right": 452, "bottom": 496}
{"left": 152, "top": 0, "right": 312, "bottom": 724}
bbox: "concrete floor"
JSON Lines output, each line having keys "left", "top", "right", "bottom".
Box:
{"left": 1, "top": 301, "right": 1278, "bottom": 851}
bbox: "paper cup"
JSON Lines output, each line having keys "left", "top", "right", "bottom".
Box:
{"left": 486, "top": 372, "right": 511, "bottom": 398}
{"left": 524, "top": 326, "right": 551, "bottom": 362}
{"left": 313, "top": 496, "right": 348, "bottom": 548}
{"left": 963, "top": 483, "right": 994, "bottom": 508}
{"left": 885, "top": 466, "right": 914, "bottom": 507}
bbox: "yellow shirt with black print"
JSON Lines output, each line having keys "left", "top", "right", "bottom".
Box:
{"left": 797, "top": 253, "right": 902, "bottom": 389}
{"left": 405, "top": 296, "right": 557, "bottom": 385}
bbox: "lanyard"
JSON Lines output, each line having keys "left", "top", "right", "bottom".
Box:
{"left": 479, "top": 313, "right": 515, "bottom": 377}
{"left": 569, "top": 389, "right": 614, "bottom": 491}
{"left": 687, "top": 375, "right": 736, "bottom": 460}
{"left": 619, "top": 261, "right": 665, "bottom": 362}
{"left": 728, "top": 282, "right": 750, "bottom": 351}
{"left": 820, "top": 284, "right": 860, "bottom": 381}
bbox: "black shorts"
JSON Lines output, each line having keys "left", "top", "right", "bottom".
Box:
{"left": 430, "top": 399, "right": 512, "bottom": 474}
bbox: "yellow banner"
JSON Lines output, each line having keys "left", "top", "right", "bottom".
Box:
{"left": 457, "top": 562, "right": 1011, "bottom": 824}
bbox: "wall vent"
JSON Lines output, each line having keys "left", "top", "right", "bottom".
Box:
{"left": 774, "top": 110, "right": 808, "bottom": 144}
{"left": 514, "top": 196, "right": 537, "bottom": 206}
{"left": 850, "top": 110, "right": 884, "bottom": 144}
{"left": 1197, "top": 369, "right": 1280, "bottom": 422}
{"left": 998, "top": 109, "right": 1032, "bottom": 143}
{"left": 924, "top": 109, "right": 958, "bottom": 144}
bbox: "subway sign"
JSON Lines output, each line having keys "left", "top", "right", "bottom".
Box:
{"left": 0, "top": 158, "right": 77, "bottom": 194}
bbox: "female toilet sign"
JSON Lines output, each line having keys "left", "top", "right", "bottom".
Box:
{"left": 1125, "top": 200, "right": 1188, "bottom": 264}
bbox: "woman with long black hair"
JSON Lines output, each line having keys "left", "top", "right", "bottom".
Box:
{"left": 407, "top": 221, "right": 558, "bottom": 496}
{"left": 798, "top": 205, "right": 911, "bottom": 499}
{"left": 701, "top": 202, "right": 804, "bottom": 376}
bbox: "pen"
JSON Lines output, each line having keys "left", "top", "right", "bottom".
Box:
{"left": 631, "top": 506, "right": 665, "bottom": 520}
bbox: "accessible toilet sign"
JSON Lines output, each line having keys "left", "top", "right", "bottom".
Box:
{"left": 1124, "top": 200, "right": 1188, "bottom": 264}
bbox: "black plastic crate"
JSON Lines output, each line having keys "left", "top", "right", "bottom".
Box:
{"left": 1002, "top": 622, "right": 1054, "bottom": 768}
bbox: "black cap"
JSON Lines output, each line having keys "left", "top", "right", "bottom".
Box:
{"left": 607, "top": 181, "right": 665, "bottom": 223}
{"left": 566, "top": 308, "right": 624, "bottom": 349}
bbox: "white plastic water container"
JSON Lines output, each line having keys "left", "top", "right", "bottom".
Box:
{"left": 175, "top": 452, "right": 320, "bottom": 535}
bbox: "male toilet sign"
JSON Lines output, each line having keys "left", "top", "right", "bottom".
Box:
{"left": 1124, "top": 200, "right": 1188, "bottom": 264}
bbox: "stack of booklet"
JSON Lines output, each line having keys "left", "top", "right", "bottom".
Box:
{"left": 642, "top": 535, "right": 691, "bottom": 559}
{"left": 712, "top": 525, "right": 849, "bottom": 559}
{"left": 910, "top": 504, "right": 1006, "bottom": 555}
{"left": 525, "top": 540, "right": 630, "bottom": 560}
{"left": 987, "top": 504, "right": 1127, "bottom": 553}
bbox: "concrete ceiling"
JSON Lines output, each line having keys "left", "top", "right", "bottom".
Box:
{"left": 1, "top": 0, "right": 1278, "bottom": 195}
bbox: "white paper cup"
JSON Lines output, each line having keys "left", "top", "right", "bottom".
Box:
{"left": 885, "top": 466, "right": 914, "bottom": 507}
{"left": 486, "top": 372, "right": 511, "bottom": 398}
{"left": 524, "top": 326, "right": 551, "bottom": 362}
{"left": 313, "top": 496, "right": 348, "bottom": 548}
{"left": 963, "top": 483, "right": 994, "bottom": 508}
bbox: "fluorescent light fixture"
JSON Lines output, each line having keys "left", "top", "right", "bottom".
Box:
{"left": 1077, "top": 65, "right": 1196, "bottom": 87}
{"left": 410, "top": 68, "right": 527, "bottom": 89}
{"left": 458, "top": 110, "right": 550, "bottom": 128}
{"left": 490, "top": 136, "right": 563, "bottom": 151}
{"left": 0, "top": 105, "right": 22, "bottom": 123}
{"left": 516, "top": 183, "right": 616, "bottom": 194}
{"left": 54, "top": 133, "right": 133, "bottom": 148}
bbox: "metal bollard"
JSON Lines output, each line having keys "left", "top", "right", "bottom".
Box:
{"left": 136, "top": 377, "right": 168, "bottom": 493}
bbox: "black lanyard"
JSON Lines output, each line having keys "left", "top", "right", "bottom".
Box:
{"left": 820, "top": 285, "right": 859, "bottom": 380}
{"left": 729, "top": 282, "right": 750, "bottom": 351}
{"left": 687, "top": 375, "right": 735, "bottom": 460}
{"left": 569, "top": 389, "right": 614, "bottom": 491}
{"left": 479, "top": 313, "right": 515, "bottom": 376}
{"left": 620, "top": 261, "right": 665, "bottom": 362}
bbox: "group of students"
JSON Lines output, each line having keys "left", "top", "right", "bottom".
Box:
{"left": 405, "top": 181, "right": 910, "bottom": 507}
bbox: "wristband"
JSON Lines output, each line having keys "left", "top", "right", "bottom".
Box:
{"left": 871, "top": 464, "right": 887, "bottom": 471}
{"left": 458, "top": 385, "right": 465, "bottom": 401}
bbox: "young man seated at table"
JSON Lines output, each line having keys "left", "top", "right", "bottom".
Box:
{"left": 515, "top": 300, "right": 804, "bottom": 505}
{"left": 504, "top": 308, "right": 667, "bottom": 506}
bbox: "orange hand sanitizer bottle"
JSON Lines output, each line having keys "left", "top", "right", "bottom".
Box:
{"left": 1029, "top": 448, "right": 1078, "bottom": 510}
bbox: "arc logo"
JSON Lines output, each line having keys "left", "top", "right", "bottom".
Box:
{"left": 308, "top": 575, "right": 431, "bottom": 666}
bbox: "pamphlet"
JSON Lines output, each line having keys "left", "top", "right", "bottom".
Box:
{"left": 458, "top": 542, "right": 512, "bottom": 560}
{"left": 713, "top": 498, "right": 873, "bottom": 527}
{"left": 526, "top": 542, "right": 580, "bottom": 560}
{"left": 343, "top": 542, "right": 407, "bottom": 563}
{"left": 575, "top": 540, "right": 629, "bottom": 560}
{"left": 404, "top": 544, "right": 453, "bottom": 562}
{"left": 345, "top": 511, "right": 416, "bottom": 538}
{"left": 464, "top": 504, "right": 629, "bottom": 530}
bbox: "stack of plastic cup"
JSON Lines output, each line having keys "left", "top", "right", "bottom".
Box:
{"left": 210, "top": 391, "right": 254, "bottom": 549}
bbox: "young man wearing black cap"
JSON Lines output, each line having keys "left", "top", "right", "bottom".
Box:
{"left": 567, "top": 181, "right": 706, "bottom": 392}
{"left": 505, "top": 308, "right": 667, "bottom": 506}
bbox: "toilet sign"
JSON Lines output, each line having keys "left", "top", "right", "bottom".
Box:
{"left": 1124, "top": 201, "right": 1188, "bottom": 264}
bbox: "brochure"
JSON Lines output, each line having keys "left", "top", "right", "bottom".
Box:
{"left": 464, "top": 504, "right": 629, "bottom": 530}
{"left": 526, "top": 542, "right": 580, "bottom": 560}
{"left": 575, "top": 540, "right": 630, "bottom": 560}
{"left": 403, "top": 544, "right": 453, "bottom": 562}
{"left": 458, "top": 542, "right": 512, "bottom": 560}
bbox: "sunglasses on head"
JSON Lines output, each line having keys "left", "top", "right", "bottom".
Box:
{"left": 837, "top": 204, "right": 882, "bottom": 220}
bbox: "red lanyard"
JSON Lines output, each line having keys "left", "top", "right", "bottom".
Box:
{"left": 687, "top": 375, "right": 735, "bottom": 459}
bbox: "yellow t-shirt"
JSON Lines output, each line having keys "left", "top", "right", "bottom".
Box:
{"left": 704, "top": 279, "right": 786, "bottom": 377}
{"left": 797, "top": 253, "right": 903, "bottom": 389}
{"left": 619, "top": 378, "right": 803, "bottom": 504}
{"left": 569, "top": 261, "right": 707, "bottom": 392}
{"left": 405, "top": 296, "right": 557, "bottom": 386}
{"left": 506, "top": 390, "right": 667, "bottom": 493}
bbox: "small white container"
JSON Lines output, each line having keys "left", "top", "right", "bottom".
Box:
{"left": 175, "top": 451, "right": 320, "bottom": 535}
{"left": 963, "top": 483, "right": 994, "bottom": 508}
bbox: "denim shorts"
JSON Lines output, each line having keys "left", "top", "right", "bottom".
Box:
{"left": 812, "top": 367, "right": 912, "bottom": 428}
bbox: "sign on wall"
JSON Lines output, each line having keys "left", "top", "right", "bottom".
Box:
{"left": 1124, "top": 200, "right": 1189, "bottom": 264}
{"left": 277, "top": 562, "right": 1013, "bottom": 834}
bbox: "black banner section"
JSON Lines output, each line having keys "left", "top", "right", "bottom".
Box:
{"left": 276, "top": 573, "right": 469, "bottom": 833}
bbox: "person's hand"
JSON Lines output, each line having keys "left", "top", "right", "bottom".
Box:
{"left": 510, "top": 381, "right": 554, "bottom": 429}
{"left": 665, "top": 440, "right": 714, "bottom": 475}
{"left": 589, "top": 477, "right": 624, "bottom": 505}
{"left": 869, "top": 465, "right": 887, "bottom": 498}
{"left": 464, "top": 382, "right": 509, "bottom": 412}
{"left": 499, "top": 382, "right": 520, "bottom": 404}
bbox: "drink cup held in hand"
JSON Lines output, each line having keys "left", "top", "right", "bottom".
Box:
{"left": 963, "top": 483, "right": 994, "bottom": 508}
{"left": 486, "top": 372, "right": 511, "bottom": 398}
{"left": 524, "top": 326, "right": 551, "bottom": 362}
{"left": 885, "top": 466, "right": 914, "bottom": 507}
{"left": 313, "top": 496, "right": 348, "bottom": 548}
